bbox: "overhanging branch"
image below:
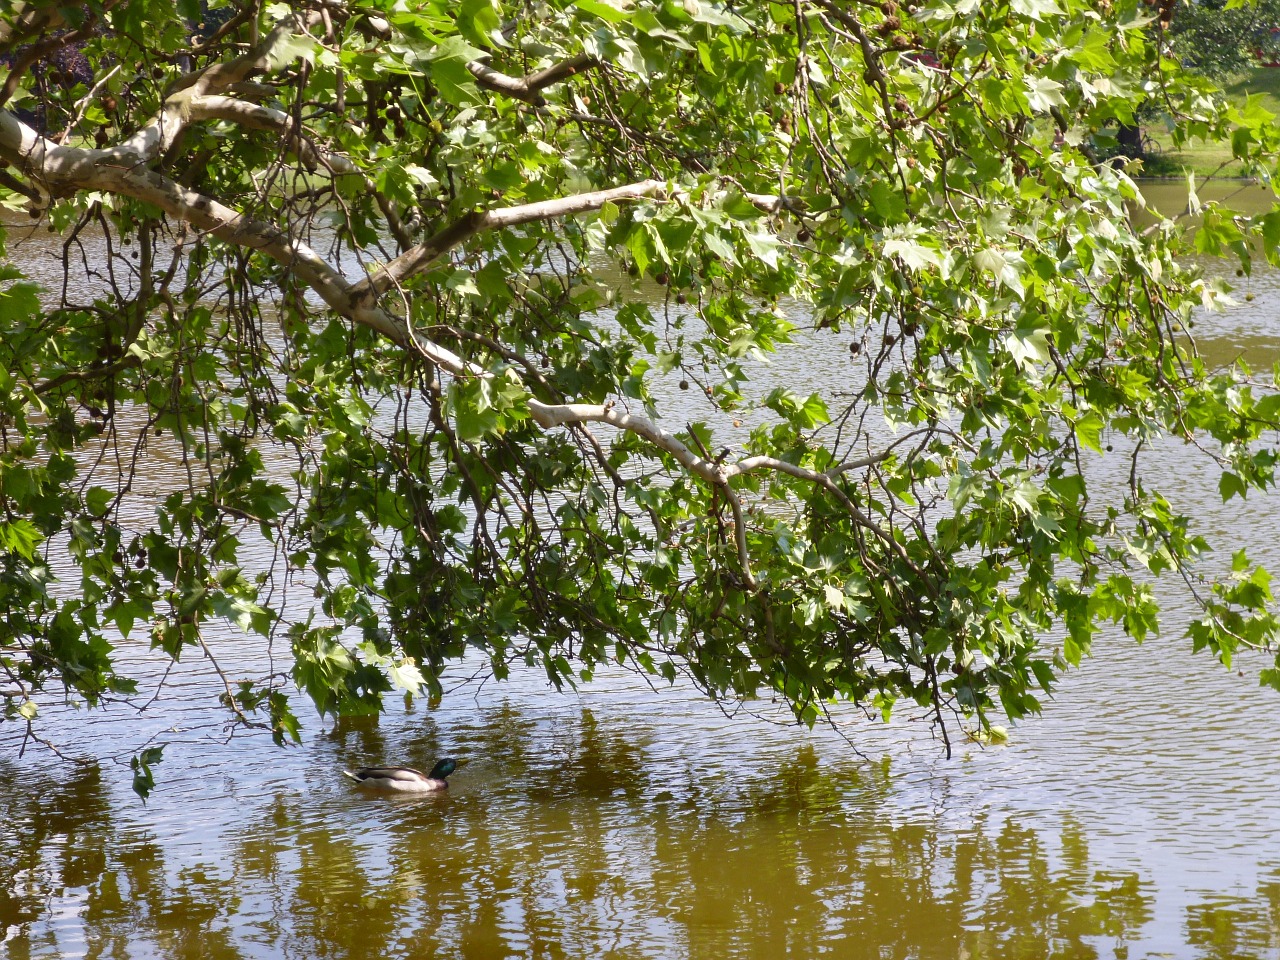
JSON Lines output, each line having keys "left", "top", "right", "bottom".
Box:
{"left": 467, "top": 53, "right": 600, "bottom": 105}
{"left": 353, "top": 179, "right": 670, "bottom": 299}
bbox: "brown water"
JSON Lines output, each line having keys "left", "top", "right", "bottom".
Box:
{"left": 5, "top": 188, "right": 1280, "bottom": 959}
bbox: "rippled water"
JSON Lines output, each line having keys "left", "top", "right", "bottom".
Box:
{"left": 5, "top": 187, "right": 1280, "bottom": 959}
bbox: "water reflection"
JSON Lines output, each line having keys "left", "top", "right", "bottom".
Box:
{"left": 7, "top": 696, "right": 1274, "bottom": 959}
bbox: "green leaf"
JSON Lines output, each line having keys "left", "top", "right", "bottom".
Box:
{"left": 1219, "top": 472, "right": 1248, "bottom": 502}
{"left": 883, "top": 236, "right": 941, "bottom": 271}
{"left": 86, "top": 486, "right": 114, "bottom": 518}
{"left": 458, "top": 0, "right": 506, "bottom": 48}
{"left": 1074, "top": 412, "right": 1104, "bottom": 454}
{"left": 265, "top": 31, "right": 319, "bottom": 71}
{"left": 573, "top": 0, "right": 634, "bottom": 22}
{"left": 1006, "top": 326, "right": 1051, "bottom": 368}
{"left": 131, "top": 746, "right": 164, "bottom": 801}
{"left": 0, "top": 520, "right": 43, "bottom": 560}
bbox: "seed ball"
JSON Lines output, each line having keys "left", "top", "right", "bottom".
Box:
{"left": 884, "top": 333, "right": 896, "bottom": 346}
{"left": 849, "top": 342, "right": 861, "bottom": 355}
{"left": 540, "top": 357, "right": 550, "bottom": 368}
{"left": 1245, "top": 292, "right": 1255, "bottom": 301}
{"left": 1236, "top": 269, "right": 1244, "bottom": 277}
{"left": 884, "top": 15, "right": 901, "bottom": 29}
{"left": 135, "top": 555, "right": 145, "bottom": 569}
{"left": 28, "top": 208, "right": 39, "bottom": 219}
{"left": 797, "top": 228, "right": 812, "bottom": 242}
{"left": 894, "top": 96, "right": 910, "bottom": 113}
{"left": 676, "top": 292, "right": 688, "bottom": 304}
{"left": 774, "top": 81, "right": 786, "bottom": 95}
{"left": 906, "top": 157, "right": 917, "bottom": 168}
{"left": 1106, "top": 444, "right": 1114, "bottom": 452}
{"left": 882, "top": 0, "right": 899, "bottom": 11}
{"left": 102, "top": 95, "right": 117, "bottom": 112}
{"left": 705, "top": 386, "right": 714, "bottom": 396}
{"left": 911, "top": 284, "right": 923, "bottom": 297}
{"left": 656, "top": 272, "right": 669, "bottom": 286}
{"left": 892, "top": 34, "right": 912, "bottom": 49}
{"left": 627, "top": 263, "right": 640, "bottom": 277}
{"left": 679, "top": 379, "right": 689, "bottom": 390}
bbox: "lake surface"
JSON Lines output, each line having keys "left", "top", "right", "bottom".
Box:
{"left": 5, "top": 186, "right": 1280, "bottom": 959}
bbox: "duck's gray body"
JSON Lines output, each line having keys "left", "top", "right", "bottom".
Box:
{"left": 343, "top": 758, "right": 457, "bottom": 793}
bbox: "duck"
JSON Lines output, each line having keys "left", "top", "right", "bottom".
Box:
{"left": 343, "top": 758, "right": 458, "bottom": 793}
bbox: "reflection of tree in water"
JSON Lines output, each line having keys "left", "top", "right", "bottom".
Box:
{"left": 1184, "top": 869, "right": 1280, "bottom": 960}
{"left": 15, "top": 710, "right": 1278, "bottom": 959}
{"left": 2, "top": 763, "right": 112, "bottom": 955}
{"left": 638, "top": 746, "right": 1157, "bottom": 959}
{"left": 0, "top": 762, "right": 248, "bottom": 960}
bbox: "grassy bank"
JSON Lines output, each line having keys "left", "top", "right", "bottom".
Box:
{"left": 1139, "top": 66, "right": 1280, "bottom": 179}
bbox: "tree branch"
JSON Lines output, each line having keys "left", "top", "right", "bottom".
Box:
{"left": 467, "top": 53, "right": 600, "bottom": 105}
{"left": 353, "top": 179, "right": 670, "bottom": 299}
{"left": 43, "top": 11, "right": 318, "bottom": 175}
{"left": 187, "top": 94, "right": 359, "bottom": 174}
{"left": 526, "top": 399, "right": 905, "bottom": 582}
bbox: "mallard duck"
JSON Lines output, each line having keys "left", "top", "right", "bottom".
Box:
{"left": 343, "top": 758, "right": 458, "bottom": 793}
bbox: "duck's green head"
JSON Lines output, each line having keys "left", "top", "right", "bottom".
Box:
{"left": 429, "top": 758, "right": 457, "bottom": 779}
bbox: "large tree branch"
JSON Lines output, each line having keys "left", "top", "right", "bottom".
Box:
{"left": 0, "top": 16, "right": 821, "bottom": 593}
{"left": 352, "top": 179, "right": 670, "bottom": 300}
{"left": 26, "top": 12, "right": 315, "bottom": 180}
{"left": 467, "top": 53, "right": 599, "bottom": 105}
{"left": 0, "top": 89, "right": 827, "bottom": 589}
{"left": 187, "top": 95, "right": 358, "bottom": 174}
{"left": 187, "top": 94, "right": 415, "bottom": 249}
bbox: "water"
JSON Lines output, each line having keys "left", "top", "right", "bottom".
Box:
{"left": 5, "top": 188, "right": 1280, "bottom": 958}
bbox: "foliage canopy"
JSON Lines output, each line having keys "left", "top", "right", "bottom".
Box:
{"left": 1168, "top": 0, "right": 1280, "bottom": 79}
{"left": 3, "top": 0, "right": 1280, "bottom": 771}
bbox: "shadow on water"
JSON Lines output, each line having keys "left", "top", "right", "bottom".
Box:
{"left": 6, "top": 701, "right": 1277, "bottom": 960}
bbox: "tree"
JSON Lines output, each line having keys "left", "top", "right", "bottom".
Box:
{"left": 1167, "top": 0, "right": 1280, "bottom": 79}
{"left": 2, "top": 0, "right": 1279, "bottom": 778}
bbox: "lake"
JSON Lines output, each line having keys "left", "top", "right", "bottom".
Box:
{"left": 3, "top": 183, "right": 1280, "bottom": 959}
